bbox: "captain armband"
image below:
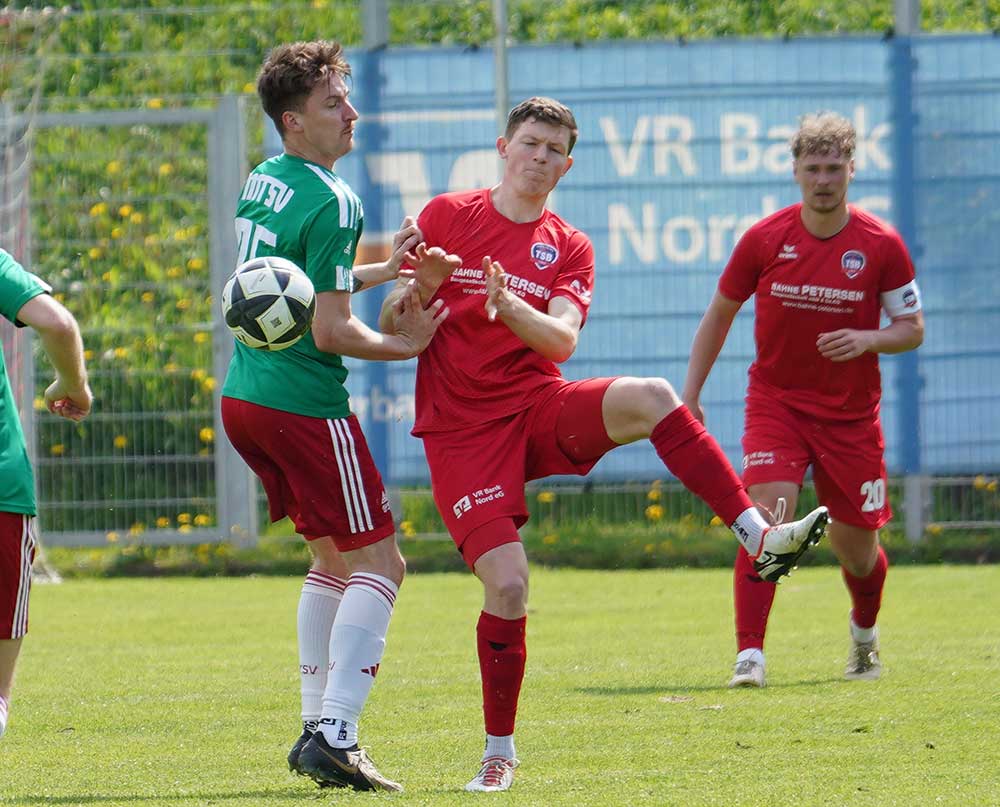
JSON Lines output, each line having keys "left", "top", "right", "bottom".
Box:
{"left": 880, "top": 280, "right": 922, "bottom": 318}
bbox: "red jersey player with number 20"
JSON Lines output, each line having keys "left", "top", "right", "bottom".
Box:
{"left": 381, "top": 97, "right": 830, "bottom": 792}
{"left": 683, "top": 111, "right": 924, "bottom": 689}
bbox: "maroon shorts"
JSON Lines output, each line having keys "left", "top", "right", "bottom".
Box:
{"left": 221, "top": 397, "right": 394, "bottom": 551}
{"left": 422, "top": 377, "right": 619, "bottom": 565}
{"left": 742, "top": 394, "right": 891, "bottom": 530}
{"left": 0, "top": 512, "right": 35, "bottom": 639}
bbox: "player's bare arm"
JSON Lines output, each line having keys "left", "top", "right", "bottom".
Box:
{"left": 816, "top": 310, "right": 924, "bottom": 362}
{"left": 350, "top": 216, "right": 423, "bottom": 292}
{"left": 681, "top": 291, "right": 743, "bottom": 423}
{"left": 314, "top": 286, "right": 447, "bottom": 360}
{"left": 483, "top": 256, "right": 581, "bottom": 363}
{"left": 16, "top": 294, "right": 92, "bottom": 422}
{"left": 378, "top": 245, "right": 461, "bottom": 333}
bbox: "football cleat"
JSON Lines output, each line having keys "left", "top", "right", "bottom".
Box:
{"left": 845, "top": 628, "right": 882, "bottom": 680}
{"left": 297, "top": 732, "right": 403, "bottom": 792}
{"left": 287, "top": 727, "right": 314, "bottom": 775}
{"left": 728, "top": 658, "right": 766, "bottom": 688}
{"left": 465, "top": 756, "right": 519, "bottom": 792}
{"left": 753, "top": 506, "right": 829, "bottom": 583}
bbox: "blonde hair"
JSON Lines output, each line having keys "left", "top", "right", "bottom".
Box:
{"left": 790, "top": 111, "right": 856, "bottom": 160}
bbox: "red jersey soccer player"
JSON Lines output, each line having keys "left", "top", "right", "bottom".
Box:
{"left": 381, "top": 97, "right": 829, "bottom": 792}
{"left": 683, "top": 111, "right": 924, "bottom": 688}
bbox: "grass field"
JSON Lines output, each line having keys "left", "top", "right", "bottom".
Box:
{"left": 1, "top": 565, "right": 998, "bottom": 806}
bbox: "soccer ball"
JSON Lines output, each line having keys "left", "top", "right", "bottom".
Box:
{"left": 221, "top": 256, "right": 316, "bottom": 351}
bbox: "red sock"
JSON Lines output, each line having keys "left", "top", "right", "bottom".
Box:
{"left": 734, "top": 547, "right": 777, "bottom": 651}
{"left": 650, "top": 406, "right": 754, "bottom": 525}
{"left": 477, "top": 611, "right": 527, "bottom": 737}
{"left": 842, "top": 545, "right": 888, "bottom": 629}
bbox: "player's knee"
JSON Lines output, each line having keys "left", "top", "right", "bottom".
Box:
{"left": 634, "top": 377, "right": 681, "bottom": 426}
{"left": 490, "top": 573, "right": 528, "bottom": 612}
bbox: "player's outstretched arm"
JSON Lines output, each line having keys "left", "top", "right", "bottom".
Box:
{"left": 681, "top": 291, "right": 742, "bottom": 423}
{"left": 483, "top": 257, "right": 582, "bottom": 363}
{"left": 16, "top": 294, "right": 92, "bottom": 422}
{"left": 350, "top": 216, "right": 423, "bottom": 292}
{"left": 315, "top": 284, "right": 448, "bottom": 360}
{"left": 378, "top": 244, "right": 460, "bottom": 334}
{"left": 816, "top": 310, "right": 924, "bottom": 363}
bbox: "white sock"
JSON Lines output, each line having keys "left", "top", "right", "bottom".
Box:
{"left": 0, "top": 694, "right": 8, "bottom": 739}
{"left": 736, "top": 648, "right": 765, "bottom": 666}
{"left": 484, "top": 733, "right": 515, "bottom": 761}
{"left": 297, "top": 570, "right": 345, "bottom": 725}
{"left": 850, "top": 617, "right": 877, "bottom": 644}
{"left": 731, "top": 507, "right": 770, "bottom": 556}
{"left": 319, "top": 572, "right": 398, "bottom": 750}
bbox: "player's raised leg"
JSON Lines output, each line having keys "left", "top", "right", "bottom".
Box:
{"left": 600, "top": 377, "right": 827, "bottom": 581}
{"left": 288, "top": 539, "right": 347, "bottom": 774}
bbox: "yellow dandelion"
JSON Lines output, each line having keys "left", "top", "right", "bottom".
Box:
{"left": 158, "top": 163, "right": 174, "bottom": 177}
{"left": 146, "top": 98, "right": 164, "bottom": 109}
{"left": 187, "top": 257, "right": 206, "bottom": 271}
{"left": 106, "top": 531, "right": 119, "bottom": 543}
{"left": 110, "top": 227, "right": 123, "bottom": 240}
{"left": 141, "top": 291, "right": 154, "bottom": 303}
{"left": 83, "top": 350, "right": 94, "bottom": 360}
{"left": 129, "top": 522, "right": 145, "bottom": 536}
{"left": 114, "top": 347, "right": 128, "bottom": 359}
{"left": 118, "top": 204, "right": 133, "bottom": 218}
{"left": 50, "top": 443, "right": 65, "bottom": 456}
{"left": 177, "top": 513, "right": 191, "bottom": 525}
{"left": 644, "top": 504, "right": 664, "bottom": 522}
{"left": 400, "top": 520, "right": 416, "bottom": 537}
{"left": 33, "top": 397, "right": 45, "bottom": 410}
{"left": 927, "top": 524, "right": 943, "bottom": 535}
{"left": 175, "top": 298, "right": 192, "bottom": 311}
{"left": 542, "top": 534, "right": 559, "bottom": 545}
{"left": 650, "top": 479, "right": 663, "bottom": 489}
{"left": 191, "top": 368, "right": 207, "bottom": 381}
{"left": 164, "top": 362, "right": 179, "bottom": 373}
{"left": 537, "top": 490, "right": 556, "bottom": 504}
{"left": 644, "top": 543, "right": 656, "bottom": 553}
{"left": 106, "top": 160, "right": 122, "bottom": 175}
{"left": 199, "top": 427, "right": 215, "bottom": 444}
{"left": 166, "top": 266, "right": 183, "bottom": 278}
{"left": 173, "top": 228, "right": 189, "bottom": 242}
{"left": 647, "top": 489, "right": 661, "bottom": 501}
{"left": 201, "top": 377, "right": 217, "bottom": 393}
{"left": 710, "top": 515, "right": 723, "bottom": 527}
{"left": 242, "top": 81, "right": 256, "bottom": 93}
{"left": 88, "top": 247, "right": 103, "bottom": 260}
{"left": 973, "top": 475, "right": 987, "bottom": 490}
{"left": 193, "top": 331, "right": 209, "bottom": 344}
{"left": 178, "top": 524, "right": 192, "bottom": 534}
{"left": 113, "top": 435, "right": 128, "bottom": 449}
{"left": 989, "top": 481, "right": 998, "bottom": 492}
{"left": 155, "top": 516, "right": 170, "bottom": 528}
{"left": 130, "top": 212, "right": 144, "bottom": 225}
{"left": 89, "top": 202, "right": 107, "bottom": 217}
{"left": 143, "top": 234, "right": 159, "bottom": 247}
{"left": 193, "top": 514, "right": 211, "bottom": 526}
{"left": 53, "top": 293, "right": 65, "bottom": 303}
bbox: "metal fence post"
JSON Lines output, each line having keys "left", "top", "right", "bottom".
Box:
{"left": 208, "top": 95, "right": 257, "bottom": 546}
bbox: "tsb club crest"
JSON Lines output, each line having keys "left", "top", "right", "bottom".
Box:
{"left": 841, "top": 250, "right": 866, "bottom": 279}
{"left": 530, "top": 242, "right": 558, "bottom": 270}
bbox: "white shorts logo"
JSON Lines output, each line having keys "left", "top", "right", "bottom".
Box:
{"left": 453, "top": 495, "right": 472, "bottom": 518}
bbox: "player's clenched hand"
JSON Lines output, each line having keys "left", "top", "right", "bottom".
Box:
{"left": 44, "top": 378, "right": 93, "bottom": 422}
{"left": 385, "top": 216, "right": 423, "bottom": 279}
{"left": 402, "top": 242, "right": 461, "bottom": 300}
{"left": 483, "top": 255, "right": 513, "bottom": 322}
{"left": 816, "top": 328, "right": 874, "bottom": 362}
{"left": 392, "top": 279, "right": 449, "bottom": 354}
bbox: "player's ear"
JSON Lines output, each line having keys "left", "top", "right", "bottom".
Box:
{"left": 282, "top": 109, "right": 303, "bottom": 134}
{"left": 560, "top": 155, "right": 574, "bottom": 177}
{"left": 496, "top": 136, "right": 509, "bottom": 159}
{"left": 848, "top": 159, "right": 855, "bottom": 181}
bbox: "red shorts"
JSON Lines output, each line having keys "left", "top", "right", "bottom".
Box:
{"left": 742, "top": 394, "right": 891, "bottom": 530}
{"left": 221, "top": 397, "right": 394, "bottom": 551}
{"left": 422, "top": 377, "right": 619, "bottom": 566}
{"left": 0, "top": 512, "right": 35, "bottom": 639}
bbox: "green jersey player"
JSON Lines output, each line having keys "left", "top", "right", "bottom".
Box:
{"left": 219, "top": 40, "right": 456, "bottom": 792}
{"left": 0, "top": 248, "right": 91, "bottom": 739}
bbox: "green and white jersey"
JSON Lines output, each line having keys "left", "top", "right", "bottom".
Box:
{"left": 222, "top": 153, "right": 363, "bottom": 419}
{"left": 0, "top": 249, "right": 51, "bottom": 515}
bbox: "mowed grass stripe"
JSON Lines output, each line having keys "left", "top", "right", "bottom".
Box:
{"left": 1, "top": 566, "right": 997, "bottom": 806}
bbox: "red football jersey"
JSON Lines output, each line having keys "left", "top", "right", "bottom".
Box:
{"left": 412, "top": 189, "right": 595, "bottom": 434}
{"left": 719, "top": 203, "right": 921, "bottom": 420}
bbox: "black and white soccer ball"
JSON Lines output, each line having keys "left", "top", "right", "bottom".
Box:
{"left": 221, "top": 256, "right": 316, "bottom": 351}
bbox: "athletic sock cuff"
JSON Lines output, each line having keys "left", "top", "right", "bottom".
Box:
{"left": 478, "top": 611, "right": 526, "bottom": 644}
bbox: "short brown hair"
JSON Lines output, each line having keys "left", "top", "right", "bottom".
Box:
{"left": 505, "top": 96, "right": 579, "bottom": 154}
{"left": 790, "top": 111, "right": 856, "bottom": 160}
{"left": 257, "top": 40, "right": 351, "bottom": 137}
